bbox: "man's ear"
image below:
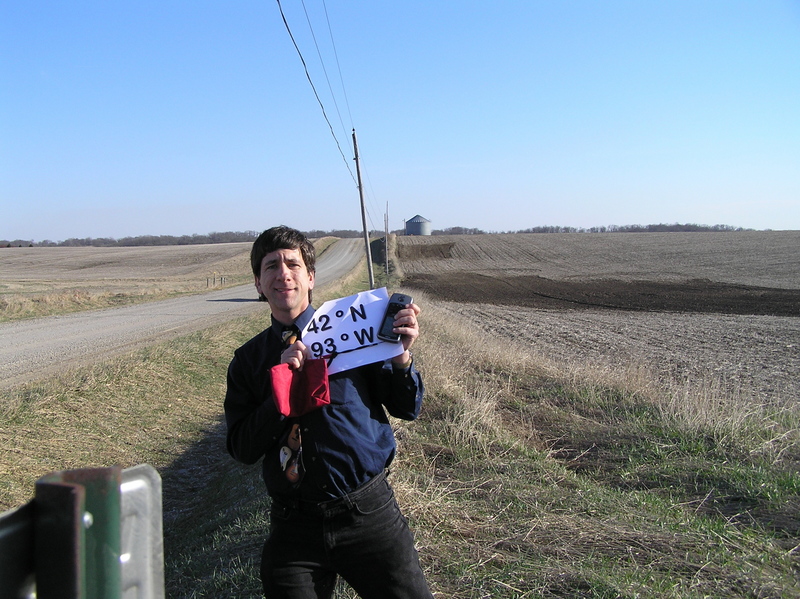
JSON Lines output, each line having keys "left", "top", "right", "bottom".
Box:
{"left": 307, "top": 270, "right": 315, "bottom": 303}
{"left": 254, "top": 274, "right": 262, "bottom": 295}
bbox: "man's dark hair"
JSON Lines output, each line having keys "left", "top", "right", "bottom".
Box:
{"left": 251, "top": 227, "right": 316, "bottom": 303}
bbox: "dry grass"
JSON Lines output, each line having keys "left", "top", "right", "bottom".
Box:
{"left": 2, "top": 238, "right": 799, "bottom": 597}
{"left": 3, "top": 289, "right": 798, "bottom": 596}
{"left": 0, "top": 317, "right": 254, "bottom": 509}
{"left": 0, "top": 259, "right": 367, "bottom": 510}
{"left": 386, "top": 293, "right": 800, "bottom": 597}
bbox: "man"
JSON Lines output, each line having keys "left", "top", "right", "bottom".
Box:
{"left": 224, "top": 226, "right": 433, "bottom": 598}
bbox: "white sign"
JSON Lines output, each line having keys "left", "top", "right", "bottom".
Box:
{"left": 301, "top": 287, "right": 405, "bottom": 375}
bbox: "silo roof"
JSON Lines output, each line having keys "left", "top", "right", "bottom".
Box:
{"left": 407, "top": 215, "right": 430, "bottom": 223}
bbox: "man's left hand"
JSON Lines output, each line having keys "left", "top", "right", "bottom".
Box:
{"left": 391, "top": 302, "right": 421, "bottom": 366}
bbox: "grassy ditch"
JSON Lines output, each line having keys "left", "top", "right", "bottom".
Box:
{"left": 404, "top": 298, "right": 799, "bottom": 597}
{"left": 2, "top": 283, "right": 798, "bottom": 597}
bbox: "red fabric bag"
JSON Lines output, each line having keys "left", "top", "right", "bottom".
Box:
{"left": 270, "top": 358, "right": 331, "bottom": 417}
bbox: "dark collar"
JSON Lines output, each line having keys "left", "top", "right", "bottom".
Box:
{"left": 270, "top": 304, "right": 316, "bottom": 339}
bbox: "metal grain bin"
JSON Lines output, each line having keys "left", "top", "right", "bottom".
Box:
{"left": 405, "top": 215, "right": 431, "bottom": 236}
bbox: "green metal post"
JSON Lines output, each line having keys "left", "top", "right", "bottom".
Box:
{"left": 35, "top": 466, "right": 122, "bottom": 599}
{"left": 0, "top": 502, "right": 36, "bottom": 598}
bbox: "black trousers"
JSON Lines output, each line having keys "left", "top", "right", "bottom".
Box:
{"left": 262, "top": 473, "right": 433, "bottom": 599}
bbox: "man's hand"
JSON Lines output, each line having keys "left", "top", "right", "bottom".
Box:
{"left": 391, "top": 302, "right": 421, "bottom": 367}
{"left": 282, "top": 340, "right": 311, "bottom": 371}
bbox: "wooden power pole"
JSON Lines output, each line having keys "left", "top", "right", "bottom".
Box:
{"left": 384, "top": 202, "right": 389, "bottom": 277}
{"left": 352, "top": 129, "right": 375, "bottom": 289}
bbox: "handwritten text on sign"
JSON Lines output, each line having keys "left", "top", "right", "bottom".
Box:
{"left": 301, "top": 287, "right": 404, "bottom": 375}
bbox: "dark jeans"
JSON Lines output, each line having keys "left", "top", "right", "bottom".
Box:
{"left": 262, "top": 473, "right": 433, "bottom": 599}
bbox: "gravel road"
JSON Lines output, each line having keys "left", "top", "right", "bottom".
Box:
{"left": 0, "top": 238, "right": 364, "bottom": 390}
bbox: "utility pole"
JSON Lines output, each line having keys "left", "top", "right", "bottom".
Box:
{"left": 384, "top": 202, "right": 389, "bottom": 277}
{"left": 352, "top": 129, "right": 375, "bottom": 289}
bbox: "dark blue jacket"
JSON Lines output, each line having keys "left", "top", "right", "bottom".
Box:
{"left": 224, "top": 305, "right": 424, "bottom": 503}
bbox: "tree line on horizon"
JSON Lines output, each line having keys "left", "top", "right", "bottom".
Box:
{"left": 1, "top": 223, "right": 751, "bottom": 248}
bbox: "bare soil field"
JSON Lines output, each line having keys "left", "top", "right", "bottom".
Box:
{"left": 0, "top": 242, "right": 253, "bottom": 296}
{"left": 398, "top": 231, "right": 799, "bottom": 285}
{"left": 398, "top": 231, "right": 800, "bottom": 404}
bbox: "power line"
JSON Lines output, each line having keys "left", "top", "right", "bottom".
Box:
{"left": 351, "top": 144, "right": 383, "bottom": 232}
{"left": 274, "top": 1, "right": 388, "bottom": 236}
{"left": 300, "top": 0, "right": 349, "bottom": 144}
{"left": 321, "top": 0, "right": 354, "bottom": 131}
{"left": 275, "top": 0, "right": 355, "bottom": 184}
{"left": 315, "top": 1, "right": 383, "bottom": 233}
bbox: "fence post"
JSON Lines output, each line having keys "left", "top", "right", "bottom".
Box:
{"left": 0, "top": 464, "right": 164, "bottom": 599}
{"left": 0, "top": 501, "right": 35, "bottom": 598}
{"left": 35, "top": 466, "right": 122, "bottom": 599}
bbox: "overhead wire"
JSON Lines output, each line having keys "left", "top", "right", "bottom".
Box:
{"left": 351, "top": 141, "right": 383, "bottom": 233}
{"left": 321, "top": 0, "right": 354, "bottom": 133}
{"left": 316, "top": 1, "right": 383, "bottom": 233}
{"left": 275, "top": 0, "right": 386, "bottom": 235}
{"left": 314, "top": 1, "right": 383, "bottom": 234}
{"left": 275, "top": 0, "right": 356, "bottom": 184}
{"left": 300, "top": 0, "right": 349, "bottom": 146}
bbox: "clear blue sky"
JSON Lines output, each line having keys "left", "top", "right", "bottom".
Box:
{"left": 2, "top": 1, "right": 799, "bottom": 242}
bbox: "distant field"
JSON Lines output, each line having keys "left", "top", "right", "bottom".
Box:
{"left": 397, "top": 230, "right": 800, "bottom": 289}
{"left": 397, "top": 231, "right": 800, "bottom": 405}
{"left": 0, "top": 242, "right": 253, "bottom": 296}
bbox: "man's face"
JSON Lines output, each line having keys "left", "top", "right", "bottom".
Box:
{"left": 255, "top": 248, "right": 315, "bottom": 324}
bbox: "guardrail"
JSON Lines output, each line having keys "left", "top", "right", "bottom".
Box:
{"left": 0, "top": 464, "right": 164, "bottom": 599}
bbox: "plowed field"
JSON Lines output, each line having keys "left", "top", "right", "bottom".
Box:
{"left": 397, "top": 231, "right": 800, "bottom": 403}
{"left": 0, "top": 242, "right": 253, "bottom": 295}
